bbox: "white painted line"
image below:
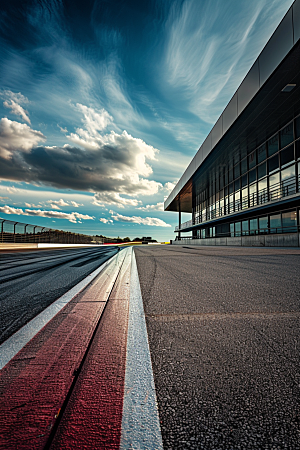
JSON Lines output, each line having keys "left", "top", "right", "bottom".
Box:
{"left": 120, "top": 248, "right": 163, "bottom": 450}
{"left": 0, "top": 250, "right": 122, "bottom": 370}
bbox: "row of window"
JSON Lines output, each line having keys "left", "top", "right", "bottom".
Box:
{"left": 194, "top": 114, "right": 300, "bottom": 211}
{"left": 194, "top": 162, "right": 299, "bottom": 224}
{"left": 196, "top": 209, "right": 299, "bottom": 239}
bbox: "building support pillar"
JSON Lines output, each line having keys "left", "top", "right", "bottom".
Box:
{"left": 178, "top": 201, "right": 181, "bottom": 240}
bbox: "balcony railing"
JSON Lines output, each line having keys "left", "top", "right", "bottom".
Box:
{"left": 175, "top": 219, "right": 193, "bottom": 232}
{"left": 189, "top": 175, "right": 299, "bottom": 228}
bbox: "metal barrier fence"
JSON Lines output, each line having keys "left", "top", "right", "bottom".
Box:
{"left": 0, "top": 218, "right": 93, "bottom": 244}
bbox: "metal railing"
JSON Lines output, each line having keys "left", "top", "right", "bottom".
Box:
{"left": 178, "top": 175, "right": 298, "bottom": 231}
{"left": 175, "top": 219, "right": 193, "bottom": 232}
{"left": 0, "top": 218, "right": 93, "bottom": 244}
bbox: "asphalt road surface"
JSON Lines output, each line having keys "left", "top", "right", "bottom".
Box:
{"left": 135, "top": 245, "right": 300, "bottom": 450}
{"left": 0, "top": 246, "right": 118, "bottom": 345}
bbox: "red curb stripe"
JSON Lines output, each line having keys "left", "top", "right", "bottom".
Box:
{"left": 49, "top": 250, "right": 131, "bottom": 449}
{"left": 0, "top": 251, "right": 126, "bottom": 449}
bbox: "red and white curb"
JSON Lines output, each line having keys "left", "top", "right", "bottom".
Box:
{"left": 0, "top": 247, "right": 163, "bottom": 448}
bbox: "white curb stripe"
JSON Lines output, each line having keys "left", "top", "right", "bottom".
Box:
{"left": 120, "top": 248, "right": 163, "bottom": 450}
{"left": 0, "top": 251, "right": 120, "bottom": 370}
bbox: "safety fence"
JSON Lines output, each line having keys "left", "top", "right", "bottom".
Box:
{"left": 0, "top": 218, "right": 93, "bottom": 244}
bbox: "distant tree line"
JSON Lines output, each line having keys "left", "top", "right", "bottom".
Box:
{"left": 92, "top": 235, "right": 157, "bottom": 244}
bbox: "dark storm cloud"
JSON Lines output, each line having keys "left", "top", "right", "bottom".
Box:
{"left": 0, "top": 115, "right": 161, "bottom": 197}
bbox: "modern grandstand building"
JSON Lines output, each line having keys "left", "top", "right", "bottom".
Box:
{"left": 164, "top": 0, "right": 300, "bottom": 247}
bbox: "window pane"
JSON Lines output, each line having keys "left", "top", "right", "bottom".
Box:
{"left": 229, "top": 167, "right": 234, "bottom": 183}
{"left": 268, "top": 134, "right": 279, "bottom": 156}
{"left": 258, "top": 178, "right": 267, "bottom": 192}
{"left": 249, "top": 183, "right": 256, "bottom": 207}
{"left": 224, "top": 170, "right": 228, "bottom": 186}
{"left": 280, "top": 121, "right": 294, "bottom": 149}
{"left": 241, "top": 174, "right": 247, "bottom": 187}
{"left": 259, "top": 216, "right": 268, "bottom": 231}
{"left": 235, "top": 190, "right": 241, "bottom": 202}
{"left": 249, "top": 168, "right": 257, "bottom": 184}
{"left": 257, "top": 144, "right": 267, "bottom": 163}
{"left": 242, "top": 221, "right": 248, "bottom": 230}
{"left": 235, "top": 222, "right": 241, "bottom": 236}
{"left": 242, "top": 187, "right": 248, "bottom": 209}
{"left": 248, "top": 151, "right": 256, "bottom": 169}
{"left": 258, "top": 178, "right": 268, "bottom": 204}
{"left": 234, "top": 163, "right": 240, "bottom": 179}
{"left": 281, "top": 165, "right": 295, "bottom": 182}
{"left": 230, "top": 223, "right": 234, "bottom": 236}
{"left": 269, "top": 154, "right": 279, "bottom": 173}
{"left": 269, "top": 172, "right": 280, "bottom": 187}
{"left": 270, "top": 214, "right": 281, "bottom": 232}
{"left": 280, "top": 144, "right": 294, "bottom": 167}
{"left": 234, "top": 178, "right": 241, "bottom": 191}
{"left": 250, "top": 218, "right": 258, "bottom": 234}
{"left": 229, "top": 183, "right": 234, "bottom": 194}
{"left": 257, "top": 162, "right": 267, "bottom": 179}
{"left": 281, "top": 165, "right": 296, "bottom": 195}
{"left": 282, "top": 210, "right": 297, "bottom": 232}
{"left": 241, "top": 157, "right": 247, "bottom": 174}
{"left": 220, "top": 174, "right": 224, "bottom": 189}
{"left": 269, "top": 173, "right": 280, "bottom": 200}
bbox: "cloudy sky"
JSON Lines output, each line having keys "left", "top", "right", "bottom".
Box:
{"left": 0, "top": 0, "right": 294, "bottom": 241}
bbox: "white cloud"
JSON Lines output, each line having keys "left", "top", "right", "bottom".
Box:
{"left": 92, "top": 192, "right": 142, "bottom": 208}
{"left": 0, "top": 118, "right": 46, "bottom": 159}
{"left": 100, "top": 218, "right": 113, "bottom": 224}
{"left": 138, "top": 202, "right": 164, "bottom": 211}
{"left": 0, "top": 106, "right": 162, "bottom": 203}
{"left": 0, "top": 205, "right": 94, "bottom": 223}
{"left": 25, "top": 202, "right": 43, "bottom": 208}
{"left": 3, "top": 100, "right": 31, "bottom": 124}
{"left": 47, "top": 198, "right": 69, "bottom": 207}
{"left": 110, "top": 211, "right": 171, "bottom": 227}
{"left": 74, "top": 103, "right": 113, "bottom": 136}
{"left": 2, "top": 90, "right": 29, "bottom": 104}
{"left": 164, "top": 181, "right": 176, "bottom": 193}
{"left": 6, "top": 186, "right": 21, "bottom": 194}
{"left": 163, "top": 0, "right": 292, "bottom": 124}
{"left": 70, "top": 201, "right": 83, "bottom": 207}
{"left": 57, "top": 124, "right": 68, "bottom": 133}
{"left": 0, "top": 205, "right": 24, "bottom": 215}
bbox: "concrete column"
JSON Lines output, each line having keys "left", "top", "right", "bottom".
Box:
{"left": 178, "top": 201, "right": 181, "bottom": 240}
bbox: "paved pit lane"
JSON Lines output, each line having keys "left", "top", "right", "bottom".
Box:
{"left": 0, "top": 246, "right": 118, "bottom": 344}
{"left": 134, "top": 245, "right": 300, "bottom": 450}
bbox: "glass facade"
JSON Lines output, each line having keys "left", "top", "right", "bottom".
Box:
{"left": 189, "top": 114, "right": 300, "bottom": 239}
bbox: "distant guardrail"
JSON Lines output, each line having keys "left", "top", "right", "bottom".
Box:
{"left": 0, "top": 218, "right": 93, "bottom": 244}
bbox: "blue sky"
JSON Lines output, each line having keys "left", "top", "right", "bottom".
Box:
{"left": 0, "top": 0, "right": 294, "bottom": 241}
